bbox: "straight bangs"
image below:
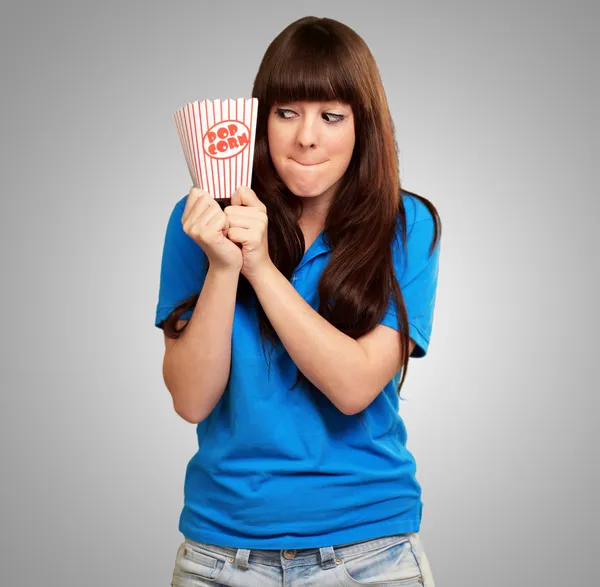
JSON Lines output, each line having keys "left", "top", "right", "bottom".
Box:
{"left": 265, "top": 40, "right": 357, "bottom": 108}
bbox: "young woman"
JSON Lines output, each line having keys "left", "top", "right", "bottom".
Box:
{"left": 156, "top": 16, "right": 442, "bottom": 587}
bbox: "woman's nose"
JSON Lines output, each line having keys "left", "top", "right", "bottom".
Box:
{"left": 296, "top": 119, "right": 318, "bottom": 148}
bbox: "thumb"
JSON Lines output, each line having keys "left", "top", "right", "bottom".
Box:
{"left": 233, "top": 186, "right": 263, "bottom": 208}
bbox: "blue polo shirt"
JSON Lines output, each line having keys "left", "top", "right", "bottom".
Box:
{"left": 155, "top": 191, "right": 441, "bottom": 549}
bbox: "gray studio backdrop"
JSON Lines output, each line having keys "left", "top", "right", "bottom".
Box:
{"left": 1, "top": 1, "right": 597, "bottom": 586}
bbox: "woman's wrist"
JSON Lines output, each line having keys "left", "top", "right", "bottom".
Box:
{"left": 207, "top": 264, "right": 241, "bottom": 280}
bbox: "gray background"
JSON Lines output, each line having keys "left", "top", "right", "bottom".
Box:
{"left": 1, "top": 0, "right": 597, "bottom": 585}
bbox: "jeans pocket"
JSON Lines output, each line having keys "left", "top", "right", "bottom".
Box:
{"left": 337, "top": 534, "right": 424, "bottom": 586}
{"left": 171, "top": 539, "right": 229, "bottom": 586}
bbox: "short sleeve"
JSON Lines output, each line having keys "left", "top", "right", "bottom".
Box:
{"left": 154, "top": 195, "right": 209, "bottom": 329}
{"left": 379, "top": 205, "right": 441, "bottom": 358}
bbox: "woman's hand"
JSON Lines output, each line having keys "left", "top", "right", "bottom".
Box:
{"left": 182, "top": 187, "right": 243, "bottom": 273}
{"left": 224, "top": 186, "right": 273, "bottom": 281}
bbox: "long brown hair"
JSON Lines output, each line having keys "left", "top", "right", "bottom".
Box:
{"left": 163, "top": 16, "right": 442, "bottom": 409}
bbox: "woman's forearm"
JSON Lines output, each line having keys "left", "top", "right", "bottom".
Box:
{"left": 163, "top": 266, "right": 240, "bottom": 423}
{"left": 248, "top": 262, "right": 369, "bottom": 415}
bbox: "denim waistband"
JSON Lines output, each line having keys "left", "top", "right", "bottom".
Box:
{"left": 184, "top": 532, "right": 413, "bottom": 567}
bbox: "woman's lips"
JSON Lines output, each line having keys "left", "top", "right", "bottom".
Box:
{"left": 290, "top": 158, "right": 324, "bottom": 167}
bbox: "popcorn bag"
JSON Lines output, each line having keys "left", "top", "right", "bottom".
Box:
{"left": 174, "top": 98, "right": 258, "bottom": 205}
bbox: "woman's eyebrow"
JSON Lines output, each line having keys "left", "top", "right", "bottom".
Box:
{"left": 276, "top": 101, "right": 348, "bottom": 109}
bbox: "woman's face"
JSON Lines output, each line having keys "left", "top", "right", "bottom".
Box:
{"left": 267, "top": 100, "right": 355, "bottom": 204}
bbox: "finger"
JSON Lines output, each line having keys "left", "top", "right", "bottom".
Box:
{"left": 230, "top": 189, "right": 241, "bottom": 207}
{"left": 224, "top": 205, "right": 265, "bottom": 220}
{"left": 226, "top": 226, "right": 251, "bottom": 245}
{"left": 206, "top": 210, "right": 227, "bottom": 233}
{"left": 200, "top": 206, "right": 224, "bottom": 229}
{"left": 236, "top": 186, "right": 267, "bottom": 211}
{"left": 223, "top": 209, "right": 261, "bottom": 230}
{"left": 183, "top": 199, "right": 215, "bottom": 237}
{"left": 222, "top": 214, "right": 230, "bottom": 237}
{"left": 182, "top": 187, "right": 211, "bottom": 224}
{"left": 182, "top": 187, "right": 197, "bottom": 224}
{"left": 183, "top": 196, "right": 210, "bottom": 231}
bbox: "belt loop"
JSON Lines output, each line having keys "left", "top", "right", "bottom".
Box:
{"left": 319, "top": 546, "right": 337, "bottom": 569}
{"left": 234, "top": 548, "right": 251, "bottom": 569}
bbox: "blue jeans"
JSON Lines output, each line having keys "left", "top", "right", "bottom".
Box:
{"left": 171, "top": 531, "right": 435, "bottom": 586}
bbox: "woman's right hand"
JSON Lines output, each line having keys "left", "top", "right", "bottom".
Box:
{"left": 181, "top": 187, "right": 243, "bottom": 273}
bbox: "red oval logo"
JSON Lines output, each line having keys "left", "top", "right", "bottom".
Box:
{"left": 202, "top": 120, "right": 251, "bottom": 160}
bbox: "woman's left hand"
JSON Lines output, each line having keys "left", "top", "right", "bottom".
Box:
{"left": 224, "top": 186, "right": 272, "bottom": 282}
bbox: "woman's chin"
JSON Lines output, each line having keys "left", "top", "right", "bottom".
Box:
{"left": 286, "top": 180, "right": 327, "bottom": 198}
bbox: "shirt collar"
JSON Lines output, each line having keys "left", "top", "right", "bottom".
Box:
{"left": 296, "top": 229, "right": 332, "bottom": 272}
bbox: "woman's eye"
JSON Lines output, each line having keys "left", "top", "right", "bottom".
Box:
{"left": 274, "top": 108, "right": 344, "bottom": 123}
{"left": 323, "top": 112, "right": 344, "bottom": 123}
{"left": 275, "top": 108, "right": 294, "bottom": 119}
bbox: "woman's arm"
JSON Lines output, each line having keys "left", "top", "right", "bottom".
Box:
{"left": 162, "top": 266, "right": 240, "bottom": 423}
{"left": 222, "top": 186, "right": 412, "bottom": 414}
{"left": 248, "top": 262, "right": 393, "bottom": 415}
